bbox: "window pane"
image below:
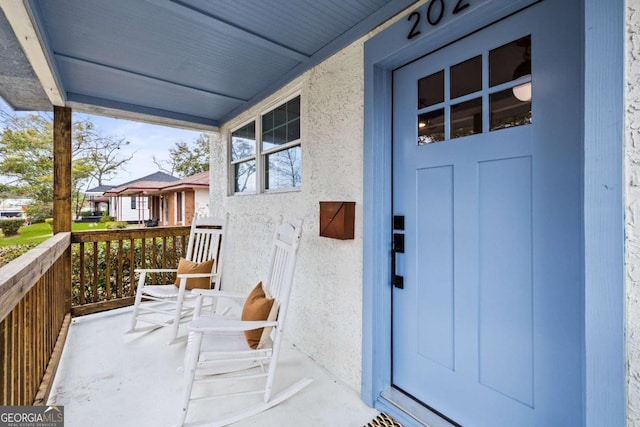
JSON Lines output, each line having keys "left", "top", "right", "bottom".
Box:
{"left": 263, "top": 96, "right": 301, "bottom": 151}
{"left": 265, "top": 145, "right": 301, "bottom": 190}
{"left": 451, "top": 97, "right": 482, "bottom": 139}
{"left": 418, "top": 109, "right": 445, "bottom": 145}
{"left": 231, "top": 122, "right": 256, "bottom": 161}
{"left": 489, "top": 35, "right": 531, "bottom": 87}
{"left": 234, "top": 160, "right": 256, "bottom": 193}
{"left": 274, "top": 125, "right": 287, "bottom": 145}
{"left": 274, "top": 104, "right": 287, "bottom": 125}
{"left": 450, "top": 55, "right": 482, "bottom": 99}
{"left": 287, "top": 119, "right": 300, "bottom": 142}
{"left": 490, "top": 88, "right": 532, "bottom": 131}
{"left": 262, "top": 111, "right": 273, "bottom": 133}
{"left": 287, "top": 96, "right": 300, "bottom": 120}
{"left": 263, "top": 130, "right": 275, "bottom": 148}
{"left": 262, "top": 96, "right": 300, "bottom": 151}
{"left": 418, "top": 70, "right": 444, "bottom": 109}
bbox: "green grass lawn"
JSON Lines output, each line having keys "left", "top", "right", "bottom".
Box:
{"left": 0, "top": 222, "right": 111, "bottom": 247}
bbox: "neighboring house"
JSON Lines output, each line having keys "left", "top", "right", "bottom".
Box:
{"left": 103, "top": 171, "right": 209, "bottom": 226}
{"left": 156, "top": 170, "right": 210, "bottom": 226}
{"left": 84, "top": 184, "right": 113, "bottom": 217}
{"left": 102, "top": 171, "right": 179, "bottom": 224}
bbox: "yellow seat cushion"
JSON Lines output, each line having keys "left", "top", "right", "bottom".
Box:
{"left": 173, "top": 258, "right": 215, "bottom": 290}
{"left": 241, "top": 282, "right": 275, "bottom": 349}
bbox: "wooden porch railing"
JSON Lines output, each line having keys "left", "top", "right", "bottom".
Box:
{"left": 0, "top": 233, "right": 71, "bottom": 406}
{"left": 70, "top": 226, "right": 191, "bottom": 316}
{"left": 0, "top": 226, "right": 191, "bottom": 406}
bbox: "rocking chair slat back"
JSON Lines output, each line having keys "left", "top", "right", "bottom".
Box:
{"left": 263, "top": 221, "right": 302, "bottom": 324}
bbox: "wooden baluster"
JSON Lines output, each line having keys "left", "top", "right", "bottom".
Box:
{"left": 117, "top": 240, "right": 124, "bottom": 299}
{"left": 92, "top": 242, "right": 98, "bottom": 303}
{"left": 105, "top": 241, "right": 112, "bottom": 301}
{"left": 129, "top": 238, "right": 134, "bottom": 297}
{"left": 140, "top": 237, "right": 146, "bottom": 289}
{"left": 151, "top": 236, "right": 157, "bottom": 284}
{"left": 79, "top": 242, "right": 86, "bottom": 306}
{"left": 162, "top": 235, "right": 167, "bottom": 284}
{"left": 1, "top": 315, "right": 8, "bottom": 403}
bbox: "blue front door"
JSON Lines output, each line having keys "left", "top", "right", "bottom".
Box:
{"left": 391, "top": 3, "right": 583, "bottom": 426}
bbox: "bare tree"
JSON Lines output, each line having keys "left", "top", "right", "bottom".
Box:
{"left": 0, "top": 112, "right": 134, "bottom": 218}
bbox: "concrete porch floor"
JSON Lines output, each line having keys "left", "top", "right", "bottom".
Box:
{"left": 47, "top": 306, "right": 380, "bottom": 427}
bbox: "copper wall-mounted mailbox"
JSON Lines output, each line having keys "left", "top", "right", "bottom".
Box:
{"left": 319, "top": 201, "right": 355, "bottom": 240}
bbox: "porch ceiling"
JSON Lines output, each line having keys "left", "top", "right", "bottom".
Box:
{"left": 0, "top": 0, "right": 417, "bottom": 130}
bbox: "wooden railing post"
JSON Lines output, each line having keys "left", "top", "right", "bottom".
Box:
{"left": 53, "top": 106, "right": 72, "bottom": 313}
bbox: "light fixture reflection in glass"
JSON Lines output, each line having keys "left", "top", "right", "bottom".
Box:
{"left": 512, "top": 81, "right": 532, "bottom": 102}
{"left": 418, "top": 122, "right": 427, "bottom": 128}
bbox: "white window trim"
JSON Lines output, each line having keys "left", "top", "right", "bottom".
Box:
{"left": 228, "top": 92, "right": 302, "bottom": 195}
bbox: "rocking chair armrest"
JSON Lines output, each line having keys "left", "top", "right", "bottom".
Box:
{"left": 191, "top": 289, "right": 246, "bottom": 300}
{"left": 176, "top": 272, "right": 218, "bottom": 279}
{"left": 188, "top": 317, "right": 278, "bottom": 332}
{"left": 134, "top": 268, "right": 178, "bottom": 274}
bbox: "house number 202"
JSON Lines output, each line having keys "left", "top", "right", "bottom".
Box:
{"left": 406, "top": 0, "right": 471, "bottom": 39}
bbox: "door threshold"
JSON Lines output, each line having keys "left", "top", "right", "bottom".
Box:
{"left": 380, "top": 388, "right": 460, "bottom": 427}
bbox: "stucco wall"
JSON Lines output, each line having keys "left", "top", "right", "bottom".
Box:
{"left": 627, "top": 1, "right": 640, "bottom": 424}
{"left": 208, "top": 40, "right": 366, "bottom": 390}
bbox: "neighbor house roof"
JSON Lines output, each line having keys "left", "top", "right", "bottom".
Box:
{"left": 158, "top": 171, "right": 209, "bottom": 193}
{"left": 85, "top": 184, "right": 115, "bottom": 194}
{"left": 104, "top": 171, "right": 209, "bottom": 196}
{"left": 88, "top": 171, "right": 179, "bottom": 196}
{"left": 104, "top": 181, "right": 173, "bottom": 197}
{"left": 115, "top": 171, "right": 179, "bottom": 187}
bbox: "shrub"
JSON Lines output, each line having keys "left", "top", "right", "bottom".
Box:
{"left": 71, "top": 237, "right": 184, "bottom": 305}
{"left": 105, "top": 221, "right": 127, "bottom": 229}
{"left": 99, "top": 214, "right": 115, "bottom": 223}
{"left": 0, "top": 244, "right": 39, "bottom": 268}
{"left": 0, "top": 219, "right": 25, "bottom": 237}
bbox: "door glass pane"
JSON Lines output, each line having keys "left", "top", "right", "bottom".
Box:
{"left": 490, "top": 88, "right": 532, "bottom": 131}
{"left": 451, "top": 55, "right": 482, "bottom": 99}
{"left": 489, "top": 35, "right": 531, "bottom": 87}
{"left": 418, "top": 109, "right": 445, "bottom": 145}
{"left": 265, "top": 145, "right": 301, "bottom": 190}
{"left": 451, "top": 98, "right": 482, "bottom": 139}
{"left": 234, "top": 160, "right": 256, "bottom": 193}
{"left": 418, "top": 70, "right": 444, "bottom": 109}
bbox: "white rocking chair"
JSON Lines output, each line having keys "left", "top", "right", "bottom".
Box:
{"left": 128, "top": 215, "right": 227, "bottom": 342}
{"left": 176, "top": 218, "right": 311, "bottom": 427}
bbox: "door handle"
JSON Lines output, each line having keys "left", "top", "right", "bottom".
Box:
{"left": 393, "top": 233, "right": 405, "bottom": 253}
{"left": 392, "top": 216, "right": 405, "bottom": 289}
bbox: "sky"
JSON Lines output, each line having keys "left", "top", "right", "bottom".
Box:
{"left": 0, "top": 97, "right": 203, "bottom": 186}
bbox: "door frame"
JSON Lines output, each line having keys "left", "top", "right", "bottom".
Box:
{"left": 361, "top": 0, "right": 625, "bottom": 425}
